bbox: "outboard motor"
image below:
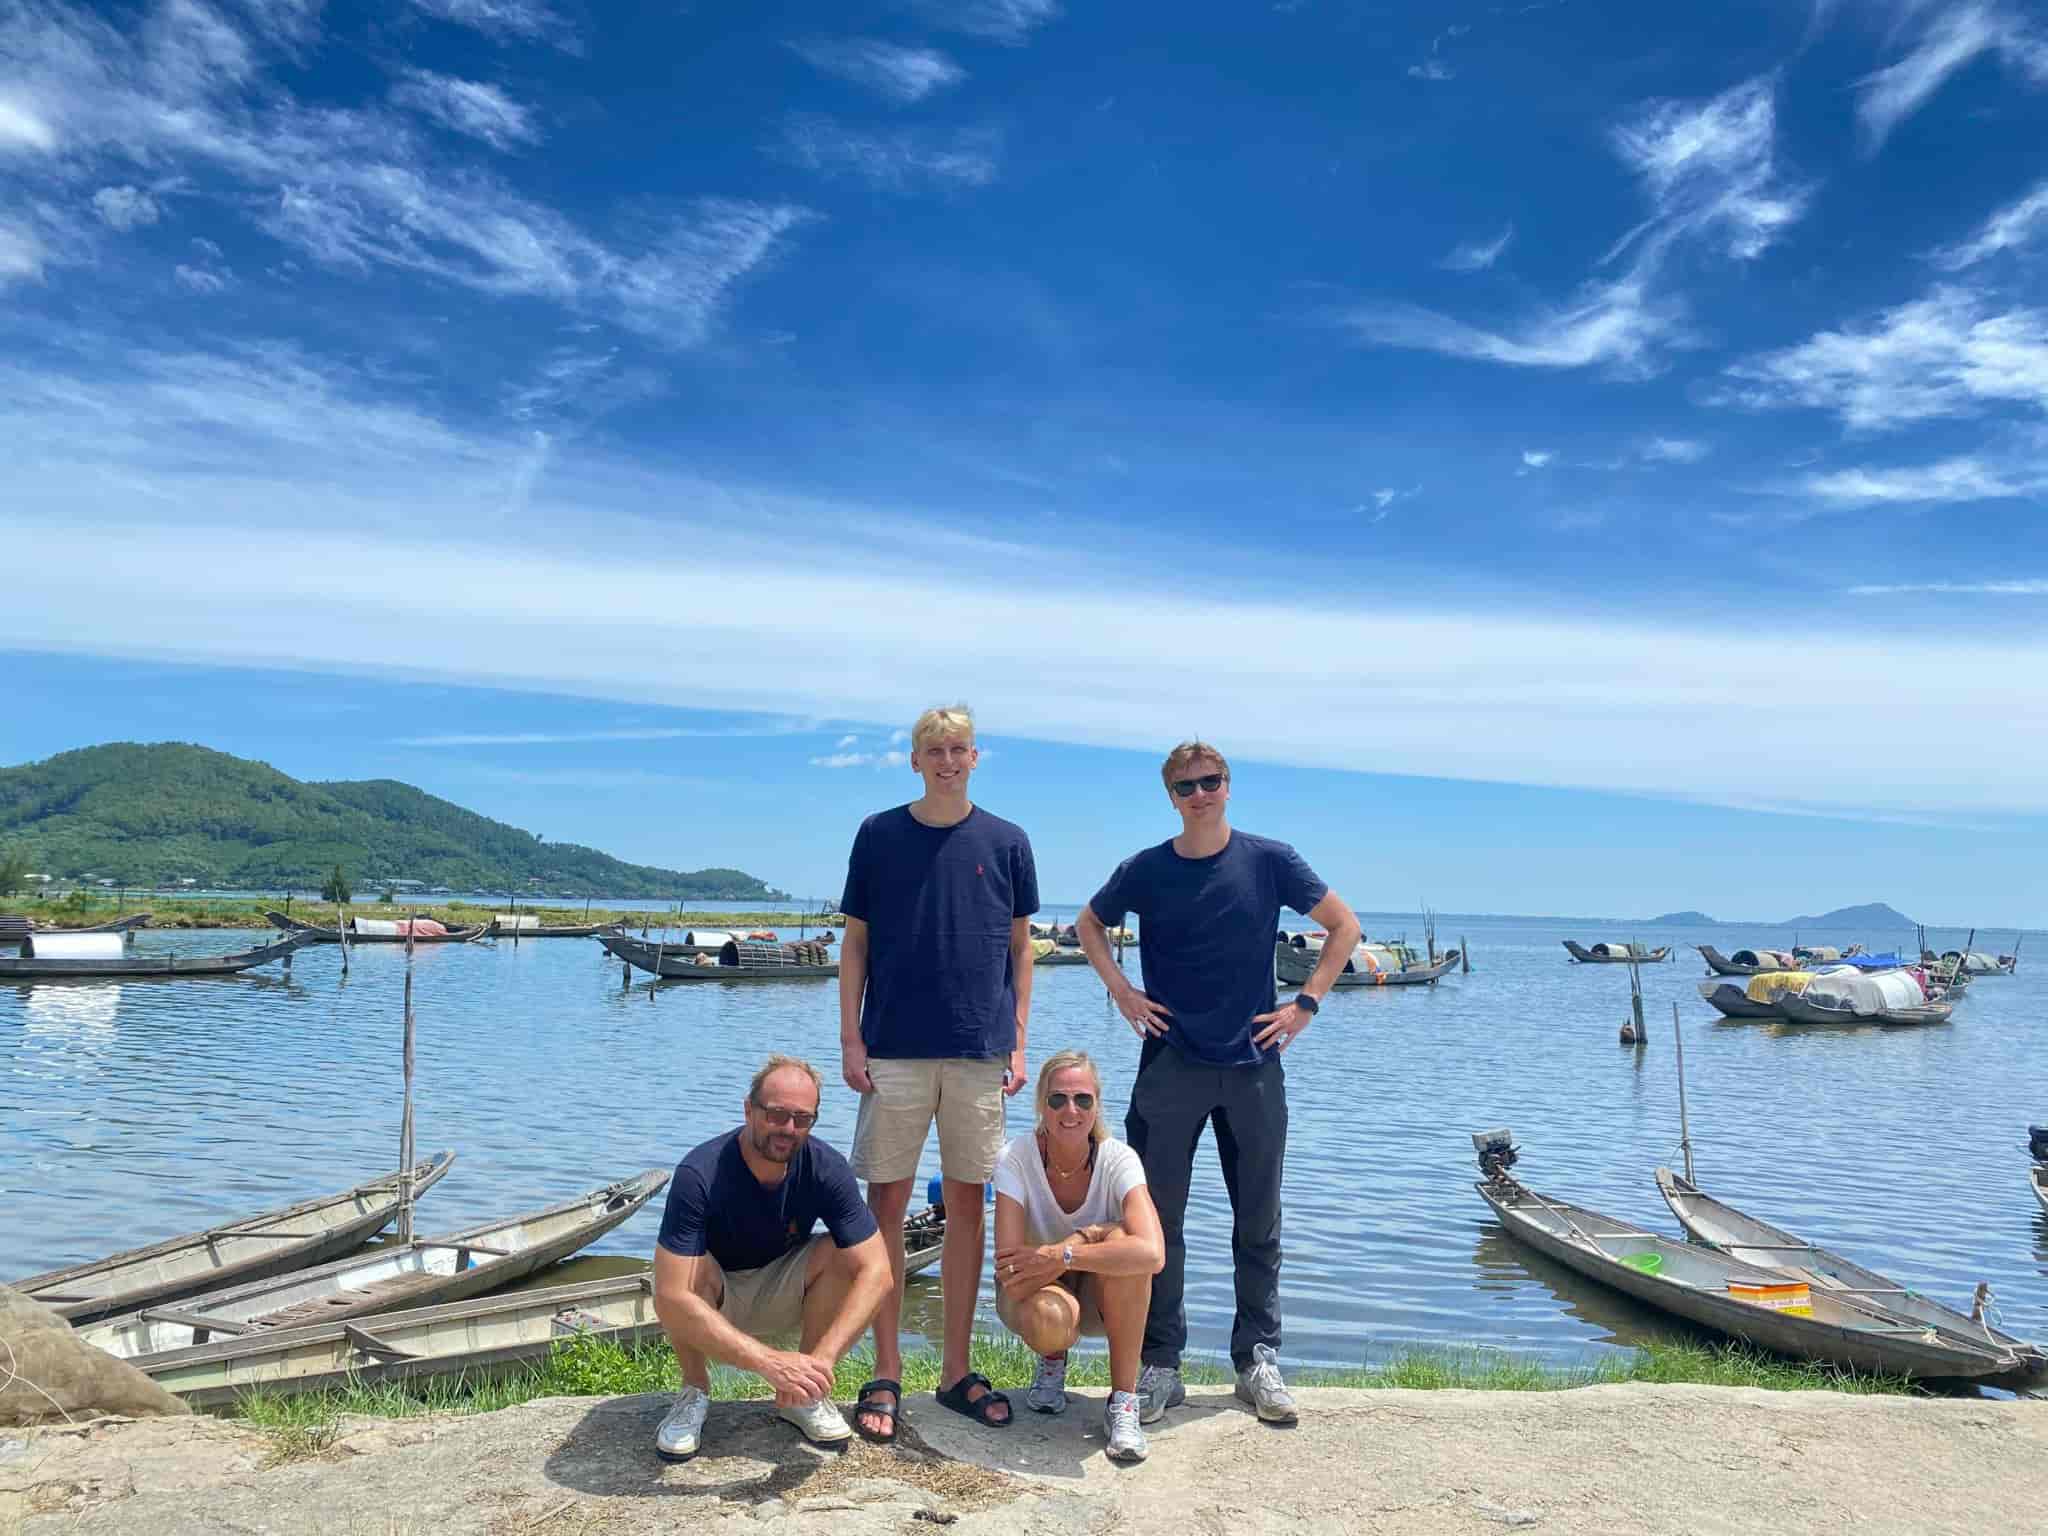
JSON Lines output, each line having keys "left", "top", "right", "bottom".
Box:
{"left": 1473, "top": 1128, "right": 1519, "bottom": 1182}
{"left": 2029, "top": 1126, "right": 2048, "bottom": 1167}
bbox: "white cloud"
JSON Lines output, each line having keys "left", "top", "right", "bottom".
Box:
{"left": 1340, "top": 272, "right": 1685, "bottom": 378}
{"left": 1372, "top": 488, "right": 1397, "bottom": 509}
{"left": 912, "top": 0, "right": 1061, "bottom": 45}
{"left": 391, "top": 70, "right": 540, "bottom": 150}
{"left": 404, "top": 0, "right": 576, "bottom": 50}
{"left": 173, "top": 261, "right": 230, "bottom": 293}
{"left": 0, "top": 220, "right": 46, "bottom": 281}
{"left": 810, "top": 750, "right": 908, "bottom": 769}
{"left": 393, "top": 721, "right": 818, "bottom": 745}
{"left": 773, "top": 116, "right": 999, "bottom": 191}
{"left": 889, "top": 729, "right": 909, "bottom": 745}
{"left": 835, "top": 733, "right": 858, "bottom": 748}
{"left": 1792, "top": 455, "right": 2039, "bottom": 506}
{"left": 1642, "top": 436, "right": 1709, "bottom": 463}
{"left": 1407, "top": 60, "right": 1455, "bottom": 81}
{"left": 1608, "top": 76, "right": 1808, "bottom": 261}
{"left": 1521, "top": 449, "right": 1554, "bottom": 468}
{"left": 0, "top": 96, "right": 59, "bottom": 152}
{"left": 1847, "top": 578, "right": 2048, "bottom": 596}
{"left": 1439, "top": 226, "right": 1512, "bottom": 271}
{"left": 1854, "top": 3, "right": 2048, "bottom": 151}
{"left": 788, "top": 39, "right": 966, "bottom": 103}
{"left": 1929, "top": 179, "right": 2048, "bottom": 270}
{"left": 1721, "top": 285, "right": 2048, "bottom": 430}
{"left": 91, "top": 184, "right": 161, "bottom": 230}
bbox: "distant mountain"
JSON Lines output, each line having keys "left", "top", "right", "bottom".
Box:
{"left": 1645, "top": 910, "right": 1716, "bottom": 925}
{"left": 0, "top": 743, "right": 785, "bottom": 900}
{"left": 1775, "top": 901, "right": 1916, "bottom": 929}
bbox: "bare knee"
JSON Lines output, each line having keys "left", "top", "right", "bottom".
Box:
{"left": 941, "top": 1179, "right": 985, "bottom": 1228}
{"left": 868, "top": 1178, "right": 914, "bottom": 1222}
{"left": 1013, "top": 1288, "right": 1080, "bottom": 1355}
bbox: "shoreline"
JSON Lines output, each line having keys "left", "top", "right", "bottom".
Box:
{"left": 0, "top": 899, "right": 848, "bottom": 933}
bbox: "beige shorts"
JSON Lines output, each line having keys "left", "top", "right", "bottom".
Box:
{"left": 716, "top": 1236, "right": 820, "bottom": 1336}
{"left": 996, "top": 1272, "right": 1106, "bottom": 1338}
{"left": 852, "top": 1056, "right": 1007, "bottom": 1183}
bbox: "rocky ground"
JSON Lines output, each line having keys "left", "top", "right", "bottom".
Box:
{"left": 4, "top": 1384, "right": 2044, "bottom": 1536}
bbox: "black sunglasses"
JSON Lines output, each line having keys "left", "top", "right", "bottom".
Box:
{"left": 752, "top": 1102, "right": 817, "bottom": 1130}
{"left": 1170, "top": 774, "right": 1227, "bottom": 798}
{"left": 1045, "top": 1091, "right": 1096, "bottom": 1111}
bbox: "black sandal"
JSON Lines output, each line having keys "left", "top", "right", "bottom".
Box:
{"left": 935, "top": 1371, "right": 1012, "bottom": 1428}
{"left": 853, "top": 1378, "right": 902, "bottom": 1445}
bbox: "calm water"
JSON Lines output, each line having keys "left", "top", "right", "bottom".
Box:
{"left": 6, "top": 914, "right": 2045, "bottom": 1376}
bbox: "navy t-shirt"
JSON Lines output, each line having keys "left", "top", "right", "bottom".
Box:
{"left": 655, "top": 1129, "right": 878, "bottom": 1274}
{"left": 841, "top": 805, "right": 1039, "bottom": 1059}
{"left": 1090, "top": 832, "right": 1328, "bottom": 1067}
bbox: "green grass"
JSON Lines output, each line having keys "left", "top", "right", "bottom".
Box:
{"left": 225, "top": 1331, "right": 1913, "bottom": 1445}
{"left": 1, "top": 896, "right": 846, "bottom": 932}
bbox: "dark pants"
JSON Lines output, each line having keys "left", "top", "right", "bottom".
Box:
{"left": 1123, "top": 1036, "right": 1287, "bottom": 1373}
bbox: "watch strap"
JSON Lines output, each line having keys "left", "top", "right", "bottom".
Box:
{"left": 1292, "top": 991, "right": 1320, "bottom": 1016}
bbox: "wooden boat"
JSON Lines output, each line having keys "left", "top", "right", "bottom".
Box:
{"left": 9, "top": 1153, "right": 457, "bottom": 1323}
{"left": 2030, "top": 1128, "right": 2048, "bottom": 1215}
{"left": 79, "top": 1169, "right": 672, "bottom": 1359}
{"left": 1274, "top": 937, "right": 1458, "bottom": 987}
{"left": 0, "top": 912, "right": 151, "bottom": 948}
{"left": 1776, "top": 969, "right": 1952, "bottom": 1027}
{"left": 264, "top": 911, "right": 489, "bottom": 944}
{"left": 1563, "top": 940, "right": 1671, "bottom": 964}
{"left": 489, "top": 915, "right": 617, "bottom": 938}
{"left": 1654, "top": 1168, "right": 2047, "bottom": 1387}
{"left": 0, "top": 929, "right": 317, "bottom": 979}
{"left": 600, "top": 931, "right": 838, "bottom": 980}
{"left": 1471, "top": 1132, "right": 2016, "bottom": 1380}
{"left": 1697, "top": 979, "right": 1786, "bottom": 1020}
{"left": 1696, "top": 945, "right": 1796, "bottom": 977}
{"left": 131, "top": 1273, "right": 669, "bottom": 1408}
{"left": 903, "top": 1204, "right": 945, "bottom": 1278}
{"left": 1940, "top": 948, "right": 2011, "bottom": 977}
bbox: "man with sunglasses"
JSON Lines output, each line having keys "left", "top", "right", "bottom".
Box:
{"left": 1077, "top": 741, "right": 1360, "bottom": 1429}
{"left": 650, "top": 1056, "right": 892, "bottom": 1461}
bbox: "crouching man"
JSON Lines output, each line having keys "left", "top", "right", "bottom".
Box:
{"left": 651, "top": 1055, "right": 893, "bottom": 1460}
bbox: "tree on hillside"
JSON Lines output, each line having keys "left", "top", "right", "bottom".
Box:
{"left": 0, "top": 846, "right": 29, "bottom": 898}
{"left": 321, "top": 864, "right": 352, "bottom": 903}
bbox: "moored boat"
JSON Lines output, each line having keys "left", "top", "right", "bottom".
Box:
{"left": 1696, "top": 945, "right": 1797, "bottom": 977}
{"left": 8, "top": 1153, "right": 457, "bottom": 1323}
{"left": 1697, "top": 979, "right": 1787, "bottom": 1019}
{"left": 1471, "top": 1131, "right": 2015, "bottom": 1380}
{"left": 489, "top": 914, "right": 616, "bottom": 938}
{"left": 2031, "top": 1127, "right": 2048, "bottom": 1215}
{"left": 600, "top": 931, "right": 838, "bottom": 980}
{"left": 1777, "top": 969, "right": 1952, "bottom": 1027}
{"left": 1563, "top": 940, "right": 1671, "bottom": 964}
{"left": 0, "top": 912, "right": 151, "bottom": 947}
{"left": 264, "top": 911, "right": 489, "bottom": 944}
{"left": 0, "top": 929, "right": 317, "bottom": 979}
{"left": 1274, "top": 935, "right": 1458, "bottom": 987}
{"left": 77, "top": 1169, "right": 671, "bottom": 1359}
{"left": 1655, "top": 1168, "right": 2046, "bottom": 1387}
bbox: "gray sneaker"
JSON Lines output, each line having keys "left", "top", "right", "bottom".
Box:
{"left": 655, "top": 1385, "right": 710, "bottom": 1460}
{"left": 1026, "top": 1353, "right": 1069, "bottom": 1415}
{"left": 1235, "top": 1343, "right": 1297, "bottom": 1424}
{"left": 1134, "top": 1362, "right": 1184, "bottom": 1425}
{"left": 1103, "top": 1389, "right": 1148, "bottom": 1462}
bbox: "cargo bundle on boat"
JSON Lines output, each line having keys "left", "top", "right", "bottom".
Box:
{"left": 265, "top": 911, "right": 489, "bottom": 944}
{"left": 1563, "top": 940, "right": 1671, "bottom": 964}
{"left": 1275, "top": 933, "right": 1458, "bottom": 987}
{"left": 1778, "top": 968, "right": 1951, "bottom": 1027}
{"left": 600, "top": 931, "right": 838, "bottom": 980}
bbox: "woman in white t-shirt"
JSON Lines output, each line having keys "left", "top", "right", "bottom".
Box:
{"left": 992, "top": 1049, "right": 1165, "bottom": 1462}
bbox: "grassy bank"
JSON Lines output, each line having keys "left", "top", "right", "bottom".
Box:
{"left": 230, "top": 1331, "right": 1915, "bottom": 1448}
{"left": 0, "top": 896, "right": 845, "bottom": 932}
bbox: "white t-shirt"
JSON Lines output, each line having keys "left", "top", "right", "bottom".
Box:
{"left": 992, "top": 1133, "right": 1147, "bottom": 1248}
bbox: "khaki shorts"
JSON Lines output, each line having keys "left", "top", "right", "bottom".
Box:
{"left": 852, "top": 1056, "right": 1007, "bottom": 1183}
{"left": 996, "top": 1272, "right": 1106, "bottom": 1338}
{"left": 716, "top": 1236, "right": 820, "bottom": 1336}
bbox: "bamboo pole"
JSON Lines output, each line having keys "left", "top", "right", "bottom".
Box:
{"left": 397, "top": 912, "right": 417, "bottom": 1243}
{"left": 1672, "top": 1002, "right": 1695, "bottom": 1184}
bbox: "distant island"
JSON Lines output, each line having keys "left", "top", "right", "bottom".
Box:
{"left": 1638, "top": 901, "right": 1917, "bottom": 929}
{"left": 0, "top": 743, "right": 785, "bottom": 900}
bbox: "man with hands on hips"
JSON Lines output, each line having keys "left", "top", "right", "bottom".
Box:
{"left": 1077, "top": 739, "right": 1360, "bottom": 1429}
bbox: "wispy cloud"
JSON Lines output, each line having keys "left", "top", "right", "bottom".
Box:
{"left": 911, "top": 0, "right": 1062, "bottom": 46}
{"left": 1606, "top": 75, "right": 1809, "bottom": 262}
{"left": 1355, "top": 485, "right": 1421, "bottom": 523}
{"left": 788, "top": 39, "right": 966, "bottom": 103}
{"left": 1790, "top": 455, "right": 2041, "bottom": 506}
{"left": 393, "top": 721, "right": 822, "bottom": 746}
{"left": 1520, "top": 450, "right": 1554, "bottom": 470}
{"left": 0, "top": 95, "right": 59, "bottom": 151}
{"left": 90, "top": 184, "right": 161, "bottom": 230}
{"left": 1642, "top": 436, "right": 1709, "bottom": 463}
{"left": 835, "top": 733, "right": 858, "bottom": 748}
{"left": 773, "top": 115, "right": 1000, "bottom": 191}
{"left": 404, "top": 0, "right": 578, "bottom": 52}
{"left": 1439, "top": 225, "right": 1513, "bottom": 272}
{"left": 1407, "top": 24, "right": 1469, "bottom": 81}
{"left": 391, "top": 70, "right": 541, "bottom": 150}
{"left": 1848, "top": 578, "right": 2048, "bottom": 595}
{"left": 0, "top": 220, "right": 45, "bottom": 281}
{"left": 810, "top": 750, "right": 910, "bottom": 769}
{"left": 1720, "top": 285, "right": 2048, "bottom": 430}
{"left": 1340, "top": 273, "right": 1684, "bottom": 378}
{"left": 1929, "top": 179, "right": 2048, "bottom": 270}
{"left": 1854, "top": 3, "right": 2048, "bottom": 151}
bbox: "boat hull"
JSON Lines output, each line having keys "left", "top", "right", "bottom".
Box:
{"left": 1274, "top": 942, "right": 1459, "bottom": 987}
{"left": 1777, "top": 994, "right": 1953, "bottom": 1028}
{"left": 600, "top": 932, "right": 838, "bottom": 980}
{"left": 1697, "top": 981, "right": 1785, "bottom": 1020}
{"left": 2032, "top": 1166, "right": 2048, "bottom": 1216}
{"left": 1563, "top": 942, "right": 1671, "bottom": 964}
{"left": 0, "top": 931, "right": 315, "bottom": 979}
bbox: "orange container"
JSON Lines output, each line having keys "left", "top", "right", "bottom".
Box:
{"left": 1727, "top": 1280, "right": 1812, "bottom": 1317}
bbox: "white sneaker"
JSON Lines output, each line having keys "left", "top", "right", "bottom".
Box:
{"left": 1104, "top": 1389, "right": 1148, "bottom": 1462}
{"left": 777, "top": 1395, "right": 853, "bottom": 1446}
{"left": 1026, "top": 1354, "right": 1069, "bottom": 1415}
{"left": 1235, "top": 1343, "right": 1298, "bottom": 1424}
{"left": 655, "top": 1385, "right": 710, "bottom": 1460}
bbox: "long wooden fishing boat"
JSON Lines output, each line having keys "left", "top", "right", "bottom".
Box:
{"left": 600, "top": 931, "right": 838, "bottom": 980}
{"left": 1470, "top": 1132, "right": 2014, "bottom": 1380}
{"left": 264, "top": 911, "right": 489, "bottom": 944}
{"left": 2030, "top": 1128, "right": 2048, "bottom": 1216}
{"left": 1696, "top": 944, "right": 1797, "bottom": 977}
{"left": 1776, "top": 969, "right": 1953, "bottom": 1027}
{"left": 903, "top": 1204, "right": 945, "bottom": 1278}
{"left": 131, "top": 1273, "right": 669, "bottom": 1408}
{"left": 8, "top": 1153, "right": 457, "bottom": 1323}
{"left": 78, "top": 1169, "right": 671, "bottom": 1359}
{"left": 1275, "top": 936, "right": 1460, "bottom": 988}
{"left": 2032, "top": 1165, "right": 2048, "bottom": 1215}
{"left": 488, "top": 915, "right": 618, "bottom": 938}
{"left": 1, "top": 911, "right": 154, "bottom": 947}
{"left": 1696, "top": 979, "right": 1787, "bottom": 1020}
{"left": 1563, "top": 941, "right": 1671, "bottom": 964}
{"left": 0, "top": 929, "right": 317, "bottom": 979}
{"left": 1654, "top": 1168, "right": 2047, "bottom": 1388}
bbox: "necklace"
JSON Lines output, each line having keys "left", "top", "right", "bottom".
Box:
{"left": 1039, "top": 1130, "right": 1091, "bottom": 1180}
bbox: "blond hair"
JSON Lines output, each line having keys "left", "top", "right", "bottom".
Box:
{"left": 749, "top": 1054, "right": 823, "bottom": 1106}
{"left": 1035, "top": 1049, "right": 1106, "bottom": 1145}
{"left": 1160, "top": 739, "right": 1229, "bottom": 787}
{"left": 911, "top": 704, "right": 976, "bottom": 753}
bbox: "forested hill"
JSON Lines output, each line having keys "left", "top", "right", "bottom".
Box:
{"left": 0, "top": 743, "right": 783, "bottom": 899}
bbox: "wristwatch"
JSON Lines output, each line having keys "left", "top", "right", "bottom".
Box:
{"left": 1061, "top": 1243, "right": 1075, "bottom": 1268}
{"left": 1292, "top": 992, "right": 1320, "bottom": 1016}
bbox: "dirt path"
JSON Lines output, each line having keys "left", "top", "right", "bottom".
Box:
{"left": 5, "top": 1384, "right": 2044, "bottom": 1536}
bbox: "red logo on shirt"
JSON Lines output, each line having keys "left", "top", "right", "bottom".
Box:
{"left": 976, "top": 864, "right": 984, "bottom": 876}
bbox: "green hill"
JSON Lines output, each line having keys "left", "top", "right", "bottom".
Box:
{"left": 0, "top": 743, "right": 783, "bottom": 899}
{"left": 1777, "top": 902, "right": 1916, "bottom": 929}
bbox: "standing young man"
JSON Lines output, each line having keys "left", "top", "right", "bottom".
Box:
{"left": 1077, "top": 741, "right": 1360, "bottom": 1428}
{"left": 839, "top": 705, "right": 1039, "bottom": 1441}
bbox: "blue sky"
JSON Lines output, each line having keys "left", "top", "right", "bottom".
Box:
{"left": 3, "top": 1, "right": 2046, "bottom": 922}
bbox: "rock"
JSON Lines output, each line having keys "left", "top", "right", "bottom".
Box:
{"left": 0, "top": 1286, "right": 188, "bottom": 1427}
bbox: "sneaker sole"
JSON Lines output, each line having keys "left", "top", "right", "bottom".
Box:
{"left": 1106, "top": 1446, "right": 1149, "bottom": 1463}
{"left": 655, "top": 1444, "right": 699, "bottom": 1462}
{"left": 1236, "top": 1392, "right": 1298, "bottom": 1424}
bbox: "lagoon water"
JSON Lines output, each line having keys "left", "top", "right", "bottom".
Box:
{"left": 6, "top": 912, "right": 2044, "bottom": 1378}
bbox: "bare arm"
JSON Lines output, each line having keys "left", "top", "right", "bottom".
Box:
{"left": 1064, "top": 1184, "right": 1165, "bottom": 1276}
{"left": 1006, "top": 916, "right": 1034, "bottom": 1096}
{"left": 652, "top": 1246, "right": 779, "bottom": 1377}
{"left": 838, "top": 916, "right": 871, "bottom": 1093}
{"left": 810, "top": 1231, "right": 893, "bottom": 1364}
{"left": 1078, "top": 905, "right": 1171, "bottom": 1037}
